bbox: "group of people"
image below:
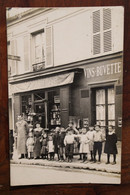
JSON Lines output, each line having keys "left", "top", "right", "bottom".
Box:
{"left": 14, "top": 115, "right": 118, "bottom": 165}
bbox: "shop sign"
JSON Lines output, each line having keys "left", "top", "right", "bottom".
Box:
{"left": 118, "top": 117, "right": 122, "bottom": 127}
{"left": 54, "top": 96, "right": 60, "bottom": 103}
{"left": 84, "top": 62, "right": 121, "bottom": 79}
{"left": 83, "top": 118, "right": 89, "bottom": 128}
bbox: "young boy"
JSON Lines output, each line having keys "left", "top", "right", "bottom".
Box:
{"left": 64, "top": 127, "right": 78, "bottom": 163}
{"left": 93, "top": 125, "right": 105, "bottom": 163}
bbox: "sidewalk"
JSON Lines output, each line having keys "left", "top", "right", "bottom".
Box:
{"left": 11, "top": 141, "right": 121, "bottom": 174}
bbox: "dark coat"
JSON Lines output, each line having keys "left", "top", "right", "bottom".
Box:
{"left": 33, "top": 130, "right": 42, "bottom": 158}
{"left": 53, "top": 133, "right": 60, "bottom": 153}
{"left": 59, "top": 132, "right": 66, "bottom": 147}
{"left": 104, "top": 133, "right": 118, "bottom": 154}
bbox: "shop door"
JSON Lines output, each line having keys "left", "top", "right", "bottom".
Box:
{"left": 95, "top": 87, "right": 115, "bottom": 127}
{"left": 34, "top": 103, "right": 46, "bottom": 128}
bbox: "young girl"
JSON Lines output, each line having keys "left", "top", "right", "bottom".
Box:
{"left": 48, "top": 135, "right": 54, "bottom": 160}
{"left": 26, "top": 132, "right": 34, "bottom": 159}
{"left": 79, "top": 128, "right": 90, "bottom": 163}
{"left": 41, "top": 133, "right": 48, "bottom": 160}
{"left": 104, "top": 125, "right": 118, "bottom": 165}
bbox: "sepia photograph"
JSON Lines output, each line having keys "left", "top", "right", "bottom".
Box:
{"left": 6, "top": 7, "right": 124, "bottom": 186}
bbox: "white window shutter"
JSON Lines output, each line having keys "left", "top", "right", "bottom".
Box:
{"left": 10, "top": 39, "right": 17, "bottom": 75}
{"left": 45, "top": 26, "right": 53, "bottom": 68}
{"left": 93, "top": 10, "right": 101, "bottom": 55}
{"left": 24, "top": 35, "right": 30, "bottom": 71}
{"left": 103, "top": 8, "right": 112, "bottom": 53}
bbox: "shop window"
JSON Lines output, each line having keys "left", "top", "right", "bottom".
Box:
{"left": 48, "top": 90, "right": 61, "bottom": 127}
{"left": 94, "top": 87, "right": 115, "bottom": 127}
{"left": 34, "top": 92, "right": 45, "bottom": 101}
{"left": 21, "top": 95, "right": 32, "bottom": 117}
{"left": 92, "top": 8, "right": 112, "bottom": 55}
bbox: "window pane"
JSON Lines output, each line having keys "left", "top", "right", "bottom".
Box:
{"left": 96, "top": 120, "right": 106, "bottom": 126}
{"left": 108, "top": 88, "right": 115, "bottom": 103}
{"left": 108, "top": 121, "right": 115, "bottom": 126}
{"left": 96, "top": 89, "right": 105, "bottom": 104}
{"left": 108, "top": 104, "right": 115, "bottom": 120}
{"left": 96, "top": 105, "right": 106, "bottom": 120}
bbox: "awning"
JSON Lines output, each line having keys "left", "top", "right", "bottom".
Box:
{"left": 9, "top": 72, "right": 74, "bottom": 95}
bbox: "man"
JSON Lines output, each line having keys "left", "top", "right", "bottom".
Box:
{"left": 14, "top": 115, "right": 29, "bottom": 159}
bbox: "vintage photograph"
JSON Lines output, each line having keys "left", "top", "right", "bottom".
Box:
{"left": 7, "top": 7, "right": 124, "bottom": 186}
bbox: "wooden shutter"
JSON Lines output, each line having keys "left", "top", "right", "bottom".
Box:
{"left": 45, "top": 26, "right": 53, "bottom": 68}
{"left": 24, "top": 35, "right": 30, "bottom": 71}
{"left": 60, "top": 86, "right": 70, "bottom": 128}
{"left": 103, "top": 8, "right": 112, "bottom": 52}
{"left": 10, "top": 40, "right": 17, "bottom": 75}
{"left": 14, "top": 95, "right": 20, "bottom": 125}
{"left": 93, "top": 10, "right": 101, "bottom": 55}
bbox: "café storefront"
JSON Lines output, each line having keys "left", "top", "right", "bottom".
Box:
{"left": 9, "top": 52, "right": 123, "bottom": 139}
{"left": 70, "top": 52, "right": 123, "bottom": 140}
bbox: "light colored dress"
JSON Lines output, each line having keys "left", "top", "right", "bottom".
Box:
{"left": 86, "top": 131, "right": 95, "bottom": 151}
{"left": 26, "top": 137, "right": 34, "bottom": 153}
{"left": 79, "top": 134, "right": 90, "bottom": 154}
{"left": 48, "top": 141, "right": 54, "bottom": 153}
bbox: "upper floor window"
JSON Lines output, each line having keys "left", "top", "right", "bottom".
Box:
{"left": 92, "top": 8, "right": 112, "bottom": 55}
{"left": 32, "top": 30, "right": 45, "bottom": 71}
{"left": 32, "top": 26, "right": 53, "bottom": 71}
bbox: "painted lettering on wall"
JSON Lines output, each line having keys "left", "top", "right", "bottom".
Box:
{"left": 84, "top": 62, "right": 122, "bottom": 78}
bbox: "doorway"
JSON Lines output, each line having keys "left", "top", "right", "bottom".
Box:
{"left": 34, "top": 102, "right": 46, "bottom": 128}
{"left": 91, "top": 86, "right": 115, "bottom": 128}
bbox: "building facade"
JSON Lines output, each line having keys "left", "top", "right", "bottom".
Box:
{"left": 7, "top": 7, "right": 124, "bottom": 139}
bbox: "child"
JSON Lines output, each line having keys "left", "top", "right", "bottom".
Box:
{"left": 93, "top": 124, "right": 105, "bottom": 163}
{"left": 79, "top": 128, "right": 90, "bottom": 163}
{"left": 59, "top": 127, "right": 66, "bottom": 161}
{"left": 64, "top": 127, "right": 79, "bottom": 163}
{"left": 41, "top": 133, "right": 48, "bottom": 160}
{"left": 86, "top": 126, "right": 95, "bottom": 161}
{"left": 26, "top": 132, "right": 34, "bottom": 159}
{"left": 48, "top": 135, "right": 54, "bottom": 161}
{"left": 53, "top": 127, "right": 60, "bottom": 161}
{"left": 104, "top": 125, "right": 118, "bottom": 165}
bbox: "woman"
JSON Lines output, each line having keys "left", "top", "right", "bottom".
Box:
{"left": 33, "top": 122, "right": 43, "bottom": 159}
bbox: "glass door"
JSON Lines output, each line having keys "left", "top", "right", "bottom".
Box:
{"left": 34, "top": 102, "right": 45, "bottom": 128}
{"left": 95, "top": 87, "right": 115, "bottom": 127}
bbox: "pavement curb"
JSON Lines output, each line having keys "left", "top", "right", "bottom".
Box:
{"left": 11, "top": 159, "right": 121, "bottom": 175}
